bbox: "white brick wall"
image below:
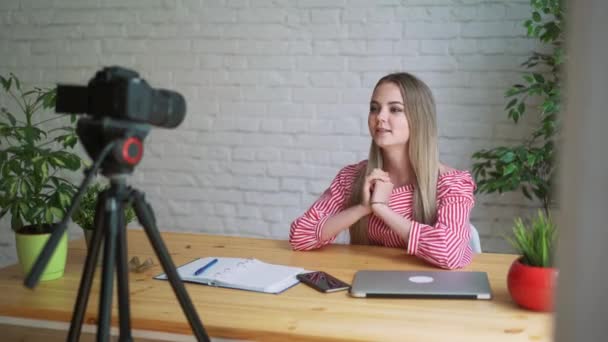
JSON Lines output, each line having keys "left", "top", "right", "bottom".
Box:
{"left": 0, "top": 0, "right": 539, "bottom": 266}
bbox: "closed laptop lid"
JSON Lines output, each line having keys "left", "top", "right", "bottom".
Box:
{"left": 350, "top": 270, "right": 492, "bottom": 299}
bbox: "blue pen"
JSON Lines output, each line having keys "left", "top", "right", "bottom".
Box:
{"left": 193, "top": 258, "right": 218, "bottom": 276}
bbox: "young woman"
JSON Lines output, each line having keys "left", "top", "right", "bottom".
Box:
{"left": 289, "top": 72, "right": 476, "bottom": 269}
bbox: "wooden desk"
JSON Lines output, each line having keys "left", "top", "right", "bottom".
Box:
{"left": 0, "top": 230, "right": 553, "bottom": 341}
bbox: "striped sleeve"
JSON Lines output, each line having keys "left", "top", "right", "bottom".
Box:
{"left": 289, "top": 163, "right": 361, "bottom": 251}
{"left": 407, "top": 172, "right": 476, "bottom": 269}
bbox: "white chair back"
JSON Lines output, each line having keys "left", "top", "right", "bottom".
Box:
{"left": 469, "top": 224, "right": 482, "bottom": 253}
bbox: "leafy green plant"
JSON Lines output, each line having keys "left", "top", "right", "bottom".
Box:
{"left": 471, "top": 0, "right": 564, "bottom": 214}
{"left": 72, "top": 182, "right": 136, "bottom": 230}
{"left": 507, "top": 210, "right": 556, "bottom": 267}
{"left": 0, "top": 73, "right": 82, "bottom": 233}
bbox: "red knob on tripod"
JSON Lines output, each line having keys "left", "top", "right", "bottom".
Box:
{"left": 115, "top": 137, "right": 143, "bottom": 166}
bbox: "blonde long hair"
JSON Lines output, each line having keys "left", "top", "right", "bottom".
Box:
{"left": 348, "top": 72, "right": 439, "bottom": 245}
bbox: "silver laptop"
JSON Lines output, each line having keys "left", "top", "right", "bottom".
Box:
{"left": 350, "top": 270, "right": 492, "bottom": 299}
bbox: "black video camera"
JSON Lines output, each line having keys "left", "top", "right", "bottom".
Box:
{"left": 56, "top": 66, "right": 186, "bottom": 128}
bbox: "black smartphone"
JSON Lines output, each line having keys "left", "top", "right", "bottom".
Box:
{"left": 297, "top": 271, "right": 350, "bottom": 293}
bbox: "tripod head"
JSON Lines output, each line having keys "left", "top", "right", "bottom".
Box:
{"left": 78, "top": 117, "right": 149, "bottom": 176}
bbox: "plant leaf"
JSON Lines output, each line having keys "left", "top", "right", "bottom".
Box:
{"left": 533, "top": 73, "right": 545, "bottom": 83}
{"left": 503, "top": 163, "right": 517, "bottom": 176}
{"left": 1, "top": 75, "right": 12, "bottom": 91}
{"left": 42, "top": 90, "right": 57, "bottom": 109}
{"left": 505, "top": 98, "right": 518, "bottom": 110}
{"left": 4, "top": 112, "right": 17, "bottom": 126}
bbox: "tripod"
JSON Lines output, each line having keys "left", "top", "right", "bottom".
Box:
{"left": 25, "top": 118, "right": 209, "bottom": 342}
{"left": 68, "top": 176, "right": 208, "bottom": 341}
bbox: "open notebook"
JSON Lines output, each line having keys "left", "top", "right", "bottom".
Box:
{"left": 154, "top": 257, "right": 305, "bottom": 294}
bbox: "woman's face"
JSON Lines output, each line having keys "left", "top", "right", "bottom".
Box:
{"left": 368, "top": 82, "right": 410, "bottom": 150}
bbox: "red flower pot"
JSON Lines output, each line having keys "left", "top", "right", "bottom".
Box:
{"left": 507, "top": 257, "right": 557, "bottom": 312}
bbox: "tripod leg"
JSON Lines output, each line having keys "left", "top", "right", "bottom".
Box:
{"left": 97, "top": 195, "right": 119, "bottom": 342}
{"left": 114, "top": 191, "right": 133, "bottom": 342}
{"left": 131, "top": 190, "right": 210, "bottom": 342}
{"left": 67, "top": 191, "right": 107, "bottom": 342}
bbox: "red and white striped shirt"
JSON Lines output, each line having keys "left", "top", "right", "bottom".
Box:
{"left": 289, "top": 160, "right": 476, "bottom": 269}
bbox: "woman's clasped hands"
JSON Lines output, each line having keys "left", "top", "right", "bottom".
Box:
{"left": 362, "top": 168, "right": 394, "bottom": 214}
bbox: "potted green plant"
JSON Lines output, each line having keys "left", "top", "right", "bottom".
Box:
{"left": 470, "top": 0, "right": 563, "bottom": 311}
{"left": 506, "top": 210, "right": 557, "bottom": 311}
{"left": 72, "top": 181, "right": 137, "bottom": 250}
{"left": 0, "top": 73, "right": 82, "bottom": 280}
